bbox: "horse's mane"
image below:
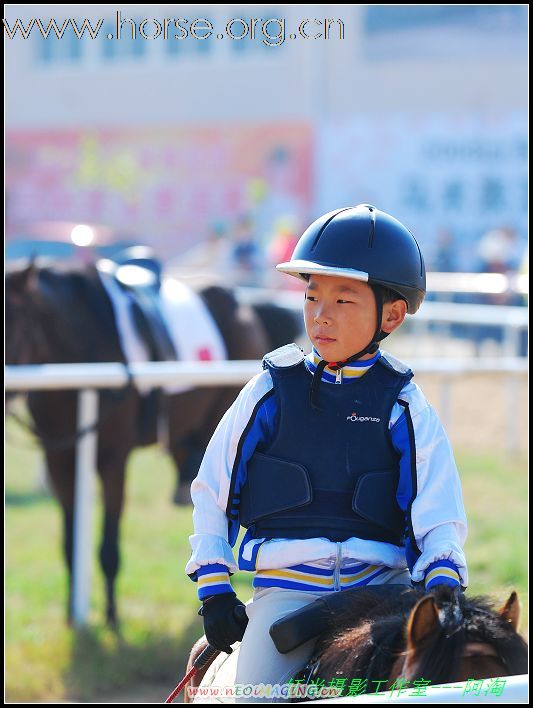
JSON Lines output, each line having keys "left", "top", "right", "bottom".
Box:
{"left": 308, "top": 586, "right": 528, "bottom": 690}
{"left": 38, "top": 263, "right": 116, "bottom": 333}
{"left": 309, "top": 587, "right": 417, "bottom": 685}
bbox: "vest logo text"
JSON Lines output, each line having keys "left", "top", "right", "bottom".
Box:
{"left": 347, "top": 412, "right": 381, "bottom": 423}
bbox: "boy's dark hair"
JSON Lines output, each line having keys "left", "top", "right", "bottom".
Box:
{"left": 376, "top": 285, "right": 407, "bottom": 306}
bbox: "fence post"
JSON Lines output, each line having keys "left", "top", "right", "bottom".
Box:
{"left": 71, "top": 389, "right": 99, "bottom": 626}
{"left": 503, "top": 325, "right": 521, "bottom": 357}
{"left": 506, "top": 374, "right": 522, "bottom": 456}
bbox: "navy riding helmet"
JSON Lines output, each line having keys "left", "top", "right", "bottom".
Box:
{"left": 276, "top": 205, "right": 426, "bottom": 393}
{"left": 276, "top": 204, "right": 426, "bottom": 314}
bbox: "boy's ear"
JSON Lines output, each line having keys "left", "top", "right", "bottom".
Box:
{"left": 381, "top": 299, "right": 407, "bottom": 334}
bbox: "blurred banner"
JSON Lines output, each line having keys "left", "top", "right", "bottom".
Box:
{"left": 361, "top": 5, "right": 527, "bottom": 60}
{"left": 5, "top": 123, "right": 313, "bottom": 259}
{"left": 4, "top": 4, "right": 528, "bottom": 273}
{"left": 317, "top": 111, "right": 527, "bottom": 270}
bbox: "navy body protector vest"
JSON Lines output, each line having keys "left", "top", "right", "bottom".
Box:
{"left": 239, "top": 344, "right": 413, "bottom": 545}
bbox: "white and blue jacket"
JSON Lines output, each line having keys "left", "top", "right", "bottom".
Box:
{"left": 186, "top": 346, "right": 467, "bottom": 600}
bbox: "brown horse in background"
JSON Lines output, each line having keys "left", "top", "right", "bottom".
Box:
{"left": 183, "top": 585, "right": 527, "bottom": 702}
{"left": 5, "top": 261, "right": 302, "bottom": 628}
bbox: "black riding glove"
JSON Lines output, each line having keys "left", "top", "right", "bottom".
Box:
{"left": 199, "top": 592, "right": 248, "bottom": 654}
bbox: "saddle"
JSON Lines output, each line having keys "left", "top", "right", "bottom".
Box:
{"left": 100, "top": 252, "right": 177, "bottom": 362}
{"left": 111, "top": 245, "right": 163, "bottom": 289}
{"left": 269, "top": 584, "right": 415, "bottom": 654}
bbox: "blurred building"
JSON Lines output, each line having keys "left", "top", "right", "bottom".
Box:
{"left": 5, "top": 4, "right": 528, "bottom": 269}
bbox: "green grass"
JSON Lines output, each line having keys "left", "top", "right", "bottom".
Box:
{"left": 5, "top": 424, "right": 528, "bottom": 702}
{"left": 459, "top": 451, "right": 528, "bottom": 607}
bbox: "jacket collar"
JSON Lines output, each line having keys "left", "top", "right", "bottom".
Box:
{"left": 305, "top": 347, "right": 381, "bottom": 383}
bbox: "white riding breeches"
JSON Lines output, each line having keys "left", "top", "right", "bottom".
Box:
{"left": 193, "top": 568, "right": 411, "bottom": 704}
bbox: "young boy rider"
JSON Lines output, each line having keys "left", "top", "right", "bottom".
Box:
{"left": 185, "top": 204, "right": 468, "bottom": 695}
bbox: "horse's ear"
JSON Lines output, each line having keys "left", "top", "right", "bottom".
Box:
{"left": 498, "top": 591, "right": 520, "bottom": 631}
{"left": 22, "top": 257, "right": 40, "bottom": 292}
{"left": 7, "top": 259, "right": 40, "bottom": 304}
{"left": 407, "top": 595, "right": 439, "bottom": 649}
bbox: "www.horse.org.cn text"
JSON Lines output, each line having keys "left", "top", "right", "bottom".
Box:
{"left": 3, "top": 13, "right": 346, "bottom": 46}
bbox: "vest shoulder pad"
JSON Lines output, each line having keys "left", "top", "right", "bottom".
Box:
{"left": 379, "top": 352, "right": 413, "bottom": 378}
{"left": 262, "top": 343, "right": 305, "bottom": 370}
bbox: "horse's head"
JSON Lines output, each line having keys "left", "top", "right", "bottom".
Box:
{"left": 306, "top": 585, "right": 527, "bottom": 694}
{"left": 6, "top": 260, "right": 50, "bottom": 365}
{"left": 6, "top": 260, "right": 113, "bottom": 365}
{"left": 400, "top": 586, "right": 527, "bottom": 682}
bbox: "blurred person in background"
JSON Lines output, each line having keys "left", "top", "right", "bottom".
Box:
{"left": 431, "top": 228, "right": 459, "bottom": 273}
{"left": 170, "top": 220, "right": 233, "bottom": 281}
{"left": 475, "top": 227, "right": 524, "bottom": 307}
{"left": 518, "top": 245, "right": 528, "bottom": 355}
{"left": 471, "top": 226, "right": 527, "bottom": 355}
{"left": 265, "top": 215, "right": 302, "bottom": 290}
{"left": 229, "top": 213, "right": 263, "bottom": 287}
{"left": 476, "top": 227, "right": 522, "bottom": 274}
{"left": 518, "top": 245, "right": 528, "bottom": 305}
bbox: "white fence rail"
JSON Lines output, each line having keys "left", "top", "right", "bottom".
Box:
{"left": 5, "top": 359, "right": 528, "bottom": 626}
{"left": 426, "top": 271, "right": 528, "bottom": 295}
{"left": 5, "top": 357, "right": 527, "bottom": 391}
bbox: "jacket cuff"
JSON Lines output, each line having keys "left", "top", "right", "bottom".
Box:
{"left": 410, "top": 525, "right": 468, "bottom": 586}
{"left": 196, "top": 563, "right": 234, "bottom": 600}
{"left": 185, "top": 533, "right": 239, "bottom": 577}
{"left": 424, "top": 559, "right": 461, "bottom": 590}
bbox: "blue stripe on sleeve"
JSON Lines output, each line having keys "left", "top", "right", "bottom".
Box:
{"left": 196, "top": 563, "right": 230, "bottom": 577}
{"left": 424, "top": 559, "right": 461, "bottom": 590}
{"left": 196, "top": 563, "right": 234, "bottom": 600}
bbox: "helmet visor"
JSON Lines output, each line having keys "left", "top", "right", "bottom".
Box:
{"left": 276, "top": 260, "right": 369, "bottom": 282}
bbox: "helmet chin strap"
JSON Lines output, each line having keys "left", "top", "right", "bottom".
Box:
{"left": 310, "top": 286, "right": 388, "bottom": 410}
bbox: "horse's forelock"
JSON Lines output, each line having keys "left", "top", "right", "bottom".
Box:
{"left": 404, "top": 594, "right": 527, "bottom": 682}
{"left": 403, "top": 621, "right": 467, "bottom": 683}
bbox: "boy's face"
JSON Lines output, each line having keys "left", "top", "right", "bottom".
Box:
{"left": 304, "top": 275, "right": 379, "bottom": 362}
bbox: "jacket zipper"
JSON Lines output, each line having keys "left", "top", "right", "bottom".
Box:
{"left": 334, "top": 542, "right": 342, "bottom": 591}
{"left": 335, "top": 368, "right": 342, "bottom": 384}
